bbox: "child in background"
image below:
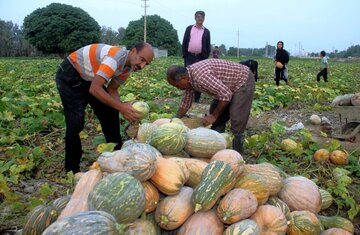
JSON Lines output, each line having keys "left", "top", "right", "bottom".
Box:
{"left": 317, "top": 51, "right": 329, "bottom": 82}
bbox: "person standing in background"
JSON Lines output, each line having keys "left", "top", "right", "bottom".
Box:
{"left": 274, "top": 41, "right": 290, "bottom": 86}
{"left": 182, "top": 10, "right": 211, "bottom": 103}
{"left": 317, "top": 51, "right": 329, "bottom": 82}
{"left": 212, "top": 46, "right": 220, "bottom": 59}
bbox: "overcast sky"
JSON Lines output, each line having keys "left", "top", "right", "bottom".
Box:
{"left": 1, "top": 0, "right": 359, "bottom": 55}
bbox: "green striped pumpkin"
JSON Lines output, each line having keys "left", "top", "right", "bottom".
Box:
{"left": 319, "top": 188, "right": 333, "bottom": 211}
{"left": 192, "top": 160, "right": 236, "bottom": 212}
{"left": 42, "top": 210, "right": 126, "bottom": 235}
{"left": 317, "top": 215, "right": 354, "bottom": 234}
{"left": 22, "top": 204, "right": 58, "bottom": 235}
{"left": 288, "top": 210, "right": 322, "bottom": 235}
{"left": 88, "top": 172, "right": 145, "bottom": 223}
{"left": 223, "top": 219, "right": 260, "bottom": 235}
{"left": 137, "top": 122, "right": 158, "bottom": 143}
{"left": 266, "top": 196, "right": 291, "bottom": 220}
{"left": 149, "top": 122, "right": 188, "bottom": 155}
{"left": 51, "top": 195, "right": 71, "bottom": 214}
{"left": 185, "top": 127, "right": 227, "bottom": 158}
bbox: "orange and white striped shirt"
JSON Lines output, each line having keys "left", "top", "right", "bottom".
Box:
{"left": 67, "top": 44, "right": 131, "bottom": 84}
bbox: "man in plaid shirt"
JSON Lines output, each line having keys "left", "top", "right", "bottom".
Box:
{"left": 167, "top": 59, "right": 255, "bottom": 154}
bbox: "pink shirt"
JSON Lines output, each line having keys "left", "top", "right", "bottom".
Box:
{"left": 187, "top": 25, "right": 204, "bottom": 54}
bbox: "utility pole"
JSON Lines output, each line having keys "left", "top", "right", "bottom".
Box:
{"left": 141, "top": 0, "right": 149, "bottom": 42}
{"left": 237, "top": 30, "right": 239, "bottom": 58}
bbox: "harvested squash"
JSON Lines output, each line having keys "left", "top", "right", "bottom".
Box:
{"left": 287, "top": 210, "right": 322, "bottom": 235}
{"left": 142, "top": 181, "right": 160, "bottom": 213}
{"left": 57, "top": 167, "right": 102, "bottom": 220}
{"left": 250, "top": 205, "right": 288, "bottom": 235}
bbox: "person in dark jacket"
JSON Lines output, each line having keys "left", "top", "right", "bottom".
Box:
{"left": 274, "top": 41, "right": 290, "bottom": 86}
{"left": 182, "top": 10, "right": 211, "bottom": 102}
{"left": 240, "top": 60, "right": 258, "bottom": 81}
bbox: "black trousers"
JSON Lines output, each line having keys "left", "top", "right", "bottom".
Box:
{"left": 275, "top": 67, "right": 288, "bottom": 86}
{"left": 184, "top": 53, "right": 206, "bottom": 102}
{"left": 55, "top": 59, "right": 122, "bottom": 173}
{"left": 317, "top": 68, "right": 328, "bottom": 82}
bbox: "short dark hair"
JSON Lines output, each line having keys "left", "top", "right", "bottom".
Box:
{"left": 195, "top": 10, "right": 205, "bottom": 17}
{"left": 320, "top": 51, "right": 326, "bottom": 56}
{"left": 132, "top": 42, "right": 151, "bottom": 52}
{"left": 167, "top": 65, "right": 187, "bottom": 82}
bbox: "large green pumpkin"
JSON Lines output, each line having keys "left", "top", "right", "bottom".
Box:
{"left": 192, "top": 160, "right": 236, "bottom": 212}
{"left": 22, "top": 204, "right": 58, "bottom": 235}
{"left": 223, "top": 219, "right": 261, "bottom": 235}
{"left": 184, "top": 127, "right": 226, "bottom": 158}
{"left": 42, "top": 210, "right": 125, "bottom": 235}
{"left": 149, "top": 122, "right": 188, "bottom": 155}
{"left": 98, "top": 143, "right": 160, "bottom": 181}
{"left": 51, "top": 195, "right": 71, "bottom": 214}
{"left": 137, "top": 122, "right": 158, "bottom": 143}
{"left": 88, "top": 172, "right": 145, "bottom": 223}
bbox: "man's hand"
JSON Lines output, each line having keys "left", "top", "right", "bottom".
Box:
{"left": 203, "top": 114, "right": 216, "bottom": 126}
{"left": 121, "top": 102, "right": 142, "bottom": 123}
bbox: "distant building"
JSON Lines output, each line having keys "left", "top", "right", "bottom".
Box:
{"left": 153, "top": 47, "right": 168, "bottom": 58}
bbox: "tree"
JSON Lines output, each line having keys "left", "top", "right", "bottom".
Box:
{"left": 122, "top": 15, "right": 180, "bottom": 56}
{"left": 23, "top": 3, "right": 100, "bottom": 57}
{"left": 100, "top": 26, "right": 126, "bottom": 45}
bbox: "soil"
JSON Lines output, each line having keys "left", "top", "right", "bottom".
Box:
{"left": 1, "top": 98, "right": 359, "bottom": 234}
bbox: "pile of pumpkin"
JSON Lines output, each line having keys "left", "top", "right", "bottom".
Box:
{"left": 22, "top": 118, "right": 355, "bottom": 235}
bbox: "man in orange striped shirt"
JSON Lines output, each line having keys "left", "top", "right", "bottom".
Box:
{"left": 55, "top": 42, "right": 154, "bottom": 173}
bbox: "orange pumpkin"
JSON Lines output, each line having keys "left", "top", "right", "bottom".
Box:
{"left": 177, "top": 209, "right": 224, "bottom": 235}
{"left": 217, "top": 188, "right": 258, "bottom": 224}
{"left": 278, "top": 176, "right": 322, "bottom": 213}
{"left": 314, "top": 149, "right": 330, "bottom": 161}
{"left": 150, "top": 157, "right": 186, "bottom": 195}
{"left": 329, "top": 150, "right": 348, "bottom": 165}
{"left": 250, "top": 205, "right": 288, "bottom": 234}
{"left": 141, "top": 181, "right": 160, "bottom": 213}
{"left": 211, "top": 149, "right": 245, "bottom": 176}
{"left": 184, "top": 158, "right": 208, "bottom": 188}
{"left": 155, "top": 186, "right": 194, "bottom": 230}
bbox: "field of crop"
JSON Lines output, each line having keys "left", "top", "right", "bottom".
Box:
{"left": 0, "top": 56, "right": 359, "bottom": 233}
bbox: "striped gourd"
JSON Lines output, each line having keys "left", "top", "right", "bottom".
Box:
{"left": 266, "top": 196, "right": 291, "bottom": 220}
{"left": 223, "top": 219, "right": 261, "bottom": 235}
{"left": 42, "top": 210, "right": 126, "bottom": 235}
{"left": 192, "top": 160, "right": 236, "bottom": 212}
{"left": 88, "top": 172, "right": 145, "bottom": 223}
{"left": 137, "top": 122, "right": 157, "bottom": 143}
{"left": 243, "top": 163, "right": 283, "bottom": 196}
{"left": 185, "top": 127, "right": 226, "bottom": 158}
{"left": 149, "top": 122, "right": 188, "bottom": 155}
{"left": 234, "top": 172, "right": 270, "bottom": 205}
{"left": 317, "top": 215, "right": 354, "bottom": 234}
{"left": 319, "top": 188, "right": 333, "bottom": 211}
{"left": 98, "top": 143, "right": 159, "bottom": 181}
{"left": 288, "top": 211, "right": 322, "bottom": 235}
{"left": 22, "top": 205, "right": 58, "bottom": 235}
{"left": 51, "top": 195, "right": 71, "bottom": 214}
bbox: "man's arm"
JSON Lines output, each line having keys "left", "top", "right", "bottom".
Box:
{"left": 203, "top": 100, "right": 229, "bottom": 126}
{"left": 175, "top": 107, "right": 189, "bottom": 118}
{"left": 89, "top": 75, "right": 141, "bottom": 122}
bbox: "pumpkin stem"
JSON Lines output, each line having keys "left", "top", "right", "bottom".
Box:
{"left": 223, "top": 211, "right": 231, "bottom": 222}
{"left": 194, "top": 204, "right": 202, "bottom": 212}
{"left": 160, "top": 214, "right": 169, "bottom": 225}
{"left": 115, "top": 223, "right": 127, "bottom": 234}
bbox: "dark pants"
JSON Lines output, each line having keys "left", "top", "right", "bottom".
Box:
{"left": 55, "top": 59, "right": 122, "bottom": 173}
{"left": 210, "top": 72, "right": 255, "bottom": 135}
{"left": 275, "top": 67, "right": 288, "bottom": 86}
{"left": 317, "top": 68, "right": 328, "bottom": 82}
{"left": 184, "top": 53, "right": 206, "bottom": 102}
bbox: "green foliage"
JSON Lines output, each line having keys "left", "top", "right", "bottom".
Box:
{"left": 122, "top": 15, "right": 180, "bottom": 56}
{"left": 23, "top": 3, "right": 100, "bottom": 56}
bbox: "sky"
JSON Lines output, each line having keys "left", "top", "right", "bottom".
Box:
{"left": 1, "top": 0, "right": 359, "bottom": 55}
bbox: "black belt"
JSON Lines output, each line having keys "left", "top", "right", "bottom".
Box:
{"left": 189, "top": 52, "right": 202, "bottom": 58}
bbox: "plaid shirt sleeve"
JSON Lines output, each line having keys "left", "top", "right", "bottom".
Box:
{"left": 180, "top": 89, "right": 195, "bottom": 110}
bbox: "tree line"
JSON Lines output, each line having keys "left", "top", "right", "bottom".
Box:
{"left": 0, "top": 3, "right": 359, "bottom": 58}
